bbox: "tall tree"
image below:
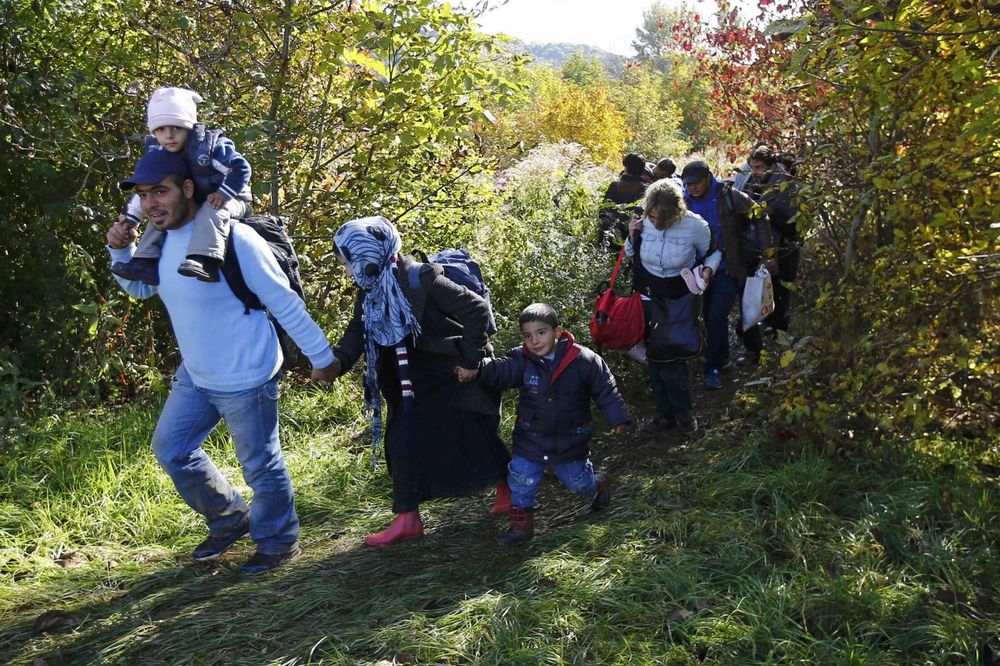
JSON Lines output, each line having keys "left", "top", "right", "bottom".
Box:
{"left": 0, "top": 0, "right": 521, "bottom": 396}
{"left": 630, "top": 1, "right": 719, "bottom": 149}
{"left": 684, "top": 0, "right": 1000, "bottom": 444}
{"left": 560, "top": 50, "right": 607, "bottom": 86}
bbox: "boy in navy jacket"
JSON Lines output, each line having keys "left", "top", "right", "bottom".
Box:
{"left": 456, "top": 303, "right": 632, "bottom": 545}
{"left": 111, "top": 87, "right": 253, "bottom": 285}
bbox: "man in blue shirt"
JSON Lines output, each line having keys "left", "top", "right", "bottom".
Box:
{"left": 106, "top": 151, "right": 338, "bottom": 573}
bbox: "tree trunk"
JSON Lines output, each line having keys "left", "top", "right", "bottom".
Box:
{"left": 267, "top": 0, "right": 294, "bottom": 223}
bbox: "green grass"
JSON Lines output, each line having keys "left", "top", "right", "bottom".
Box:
{"left": 1, "top": 366, "right": 998, "bottom": 665}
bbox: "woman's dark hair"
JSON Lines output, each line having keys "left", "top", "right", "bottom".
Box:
{"left": 622, "top": 153, "right": 647, "bottom": 177}
{"left": 655, "top": 158, "right": 676, "bottom": 176}
{"left": 518, "top": 303, "right": 560, "bottom": 328}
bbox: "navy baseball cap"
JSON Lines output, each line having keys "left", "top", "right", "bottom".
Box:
{"left": 681, "top": 160, "right": 712, "bottom": 185}
{"left": 119, "top": 150, "right": 192, "bottom": 190}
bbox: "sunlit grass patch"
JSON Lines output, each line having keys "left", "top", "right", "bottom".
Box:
{"left": 1, "top": 377, "right": 998, "bottom": 664}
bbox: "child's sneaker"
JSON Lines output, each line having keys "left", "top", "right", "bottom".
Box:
{"left": 591, "top": 472, "right": 610, "bottom": 511}
{"left": 704, "top": 367, "right": 722, "bottom": 390}
{"left": 111, "top": 257, "right": 159, "bottom": 285}
{"left": 191, "top": 519, "right": 250, "bottom": 561}
{"left": 178, "top": 256, "right": 221, "bottom": 282}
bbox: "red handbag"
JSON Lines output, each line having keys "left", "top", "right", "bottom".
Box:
{"left": 589, "top": 247, "right": 645, "bottom": 351}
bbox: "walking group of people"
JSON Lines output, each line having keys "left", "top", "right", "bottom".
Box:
{"left": 105, "top": 88, "right": 635, "bottom": 574}
{"left": 602, "top": 149, "right": 800, "bottom": 434}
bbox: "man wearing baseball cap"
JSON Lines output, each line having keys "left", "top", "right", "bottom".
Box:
{"left": 681, "top": 160, "right": 776, "bottom": 389}
{"left": 106, "top": 151, "right": 338, "bottom": 574}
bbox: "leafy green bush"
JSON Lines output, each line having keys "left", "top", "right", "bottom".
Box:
{"left": 1, "top": 0, "right": 521, "bottom": 402}
{"left": 471, "top": 142, "right": 615, "bottom": 350}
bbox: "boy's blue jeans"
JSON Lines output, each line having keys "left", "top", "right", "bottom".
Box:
{"left": 151, "top": 364, "right": 299, "bottom": 555}
{"left": 508, "top": 455, "right": 599, "bottom": 509}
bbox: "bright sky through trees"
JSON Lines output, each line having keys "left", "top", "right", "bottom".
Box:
{"left": 472, "top": 0, "right": 746, "bottom": 56}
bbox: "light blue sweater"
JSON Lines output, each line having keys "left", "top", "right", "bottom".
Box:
{"left": 109, "top": 221, "right": 333, "bottom": 391}
{"left": 624, "top": 211, "right": 721, "bottom": 278}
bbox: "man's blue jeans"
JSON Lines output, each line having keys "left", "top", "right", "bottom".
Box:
{"left": 507, "top": 455, "right": 598, "bottom": 509}
{"left": 702, "top": 271, "right": 739, "bottom": 370}
{"left": 152, "top": 364, "right": 299, "bottom": 555}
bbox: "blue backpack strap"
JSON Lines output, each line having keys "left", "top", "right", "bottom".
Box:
{"left": 407, "top": 263, "right": 424, "bottom": 290}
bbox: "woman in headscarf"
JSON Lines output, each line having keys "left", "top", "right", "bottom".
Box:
{"left": 328, "top": 217, "right": 511, "bottom": 546}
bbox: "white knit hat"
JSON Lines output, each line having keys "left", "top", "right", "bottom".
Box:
{"left": 146, "top": 87, "right": 203, "bottom": 132}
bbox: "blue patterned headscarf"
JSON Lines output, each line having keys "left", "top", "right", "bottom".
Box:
{"left": 333, "top": 217, "right": 421, "bottom": 464}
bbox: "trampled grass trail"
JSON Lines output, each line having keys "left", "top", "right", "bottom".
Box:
{"left": 1, "top": 355, "right": 998, "bottom": 664}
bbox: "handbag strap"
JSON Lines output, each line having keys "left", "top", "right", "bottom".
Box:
{"left": 630, "top": 228, "right": 645, "bottom": 292}
{"left": 609, "top": 246, "right": 627, "bottom": 289}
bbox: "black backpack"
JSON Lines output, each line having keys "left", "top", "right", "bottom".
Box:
{"left": 221, "top": 214, "right": 307, "bottom": 370}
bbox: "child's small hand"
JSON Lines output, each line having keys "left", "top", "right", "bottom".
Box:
{"left": 206, "top": 192, "right": 227, "bottom": 209}
{"left": 453, "top": 366, "right": 479, "bottom": 383}
{"left": 612, "top": 423, "right": 630, "bottom": 435}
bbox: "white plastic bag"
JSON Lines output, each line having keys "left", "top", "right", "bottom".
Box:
{"left": 742, "top": 265, "right": 775, "bottom": 331}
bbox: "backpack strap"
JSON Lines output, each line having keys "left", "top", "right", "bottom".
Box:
{"left": 720, "top": 181, "right": 736, "bottom": 216}
{"left": 407, "top": 263, "right": 423, "bottom": 291}
{"left": 220, "top": 233, "right": 261, "bottom": 315}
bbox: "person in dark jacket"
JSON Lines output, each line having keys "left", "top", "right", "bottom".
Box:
{"left": 328, "top": 217, "right": 511, "bottom": 547}
{"left": 599, "top": 153, "right": 649, "bottom": 249}
{"left": 457, "top": 303, "right": 632, "bottom": 545}
{"left": 682, "top": 160, "right": 776, "bottom": 387}
{"left": 738, "top": 145, "right": 799, "bottom": 334}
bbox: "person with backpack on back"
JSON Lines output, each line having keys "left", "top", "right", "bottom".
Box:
{"left": 681, "top": 160, "right": 776, "bottom": 389}
{"left": 111, "top": 87, "right": 253, "bottom": 285}
{"left": 326, "top": 217, "right": 511, "bottom": 547}
{"left": 105, "top": 151, "right": 339, "bottom": 574}
{"left": 599, "top": 153, "right": 648, "bottom": 250}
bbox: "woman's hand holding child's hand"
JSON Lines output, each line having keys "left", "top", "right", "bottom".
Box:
{"left": 612, "top": 424, "right": 630, "bottom": 435}
{"left": 312, "top": 359, "right": 341, "bottom": 384}
{"left": 453, "top": 366, "right": 479, "bottom": 383}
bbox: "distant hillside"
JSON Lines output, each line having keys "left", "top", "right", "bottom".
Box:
{"left": 502, "top": 37, "right": 627, "bottom": 76}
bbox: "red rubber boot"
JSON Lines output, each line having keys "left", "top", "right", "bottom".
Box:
{"left": 365, "top": 510, "right": 424, "bottom": 546}
{"left": 490, "top": 481, "right": 512, "bottom": 515}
